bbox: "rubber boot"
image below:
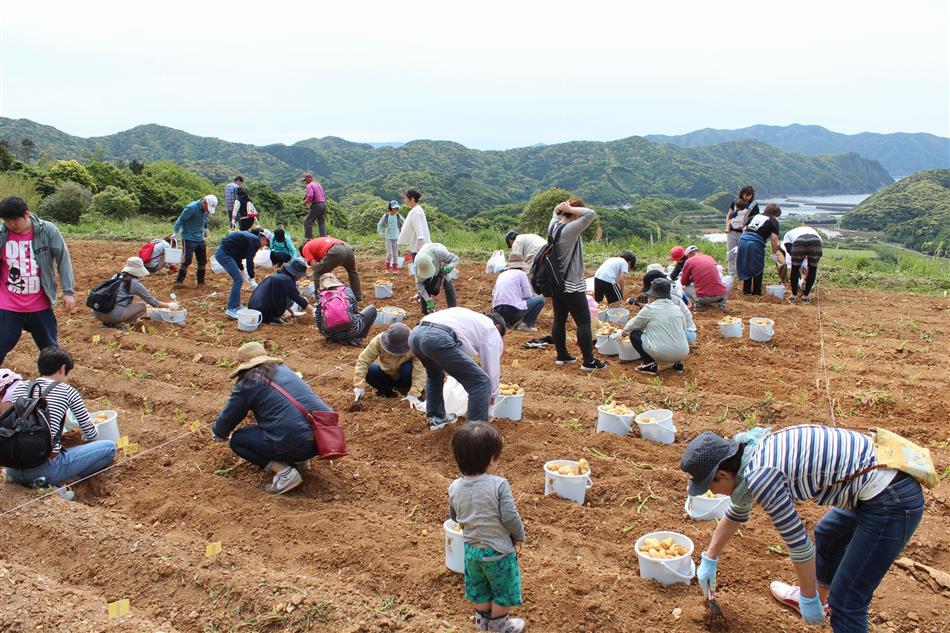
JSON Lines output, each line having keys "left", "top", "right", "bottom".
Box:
{"left": 385, "top": 262, "right": 391, "bottom": 273}
{"left": 196, "top": 265, "right": 207, "bottom": 285}
{"left": 175, "top": 264, "right": 188, "bottom": 286}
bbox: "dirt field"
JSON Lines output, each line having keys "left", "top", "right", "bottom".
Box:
{"left": 1, "top": 240, "right": 948, "bottom": 633}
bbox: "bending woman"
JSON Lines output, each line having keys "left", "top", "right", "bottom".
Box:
{"left": 736, "top": 203, "right": 781, "bottom": 296}
{"left": 92, "top": 257, "right": 176, "bottom": 327}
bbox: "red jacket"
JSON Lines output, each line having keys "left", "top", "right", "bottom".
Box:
{"left": 302, "top": 237, "right": 344, "bottom": 264}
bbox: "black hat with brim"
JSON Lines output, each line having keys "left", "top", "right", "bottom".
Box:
{"left": 680, "top": 432, "right": 741, "bottom": 496}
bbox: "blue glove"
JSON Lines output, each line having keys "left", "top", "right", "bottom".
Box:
{"left": 799, "top": 592, "right": 825, "bottom": 626}
{"left": 697, "top": 553, "right": 718, "bottom": 598}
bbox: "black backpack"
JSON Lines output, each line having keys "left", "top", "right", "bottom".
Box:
{"left": 529, "top": 223, "right": 567, "bottom": 297}
{"left": 0, "top": 381, "right": 62, "bottom": 469}
{"left": 86, "top": 274, "right": 124, "bottom": 312}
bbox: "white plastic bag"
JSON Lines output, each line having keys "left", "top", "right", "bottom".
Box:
{"left": 486, "top": 250, "right": 506, "bottom": 274}
{"left": 443, "top": 376, "right": 469, "bottom": 418}
{"left": 254, "top": 248, "right": 273, "bottom": 268}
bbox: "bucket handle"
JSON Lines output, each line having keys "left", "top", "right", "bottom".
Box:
{"left": 683, "top": 497, "right": 725, "bottom": 521}
{"left": 170, "top": 236, "right": 179, "bottom": 249}
{"left": 585, "top": 475, "right": 593, "bottom": 489}
{"left": 659, "top": 557, "right": 696, "bottom": 582}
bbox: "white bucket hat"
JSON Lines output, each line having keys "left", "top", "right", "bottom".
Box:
{"left": 122, "top": 257, "right": 150, "bottom": 278}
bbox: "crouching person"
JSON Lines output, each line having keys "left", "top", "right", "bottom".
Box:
{"left": 248, "top": 258, "right": 314, "bottom": 325}
{"left": 622, "top": 277, "right": 689, "bottom": 375}
{"left": 91, "top": 257, "right": 176, "bottom": 327}
{"left": 314, "top": 273, "right": 376, "bottom": 346}
{"left": 351, "top": 323, "right": 425, "bottom": 410}
{"left": 408, "top": 307, "right": 506, "bottom": 431}
{"left": 211, "top": 342, "right": 329, "bottom": 495}
{"left": 1, "top": 347, "right": 116, "bottom": 498}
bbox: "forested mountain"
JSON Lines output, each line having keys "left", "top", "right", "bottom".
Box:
{"left": 646, "top": 124, "right": 949, "bottom": 178}
{"left": 1, "top": 117, "right": 893, "bottom": 216}
{"left": 842, "top": 169, "right": 950, "bottom": 255}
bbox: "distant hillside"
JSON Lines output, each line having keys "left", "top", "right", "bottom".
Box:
{"left": 1, "top": 118, "right": 893, "bottom": 216}
{"left": 646, "top": 124, "right": 949, "bottom": 178}
{"left": 842, "top": 169, "right": 950, "bottom": 254}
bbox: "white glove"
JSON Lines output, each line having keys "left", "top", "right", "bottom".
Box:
{"left": 354, "top": 388, "right": 365, "bottom": 401}
{"left": 404, "top": 395, "right": 425, "bottom": 412}
{"left": 167, "top": 302, "right": 179, "bottom": 310}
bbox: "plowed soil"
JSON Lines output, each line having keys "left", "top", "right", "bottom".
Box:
{"left": 2, "top": 240, "right": 948, "bottom": 633}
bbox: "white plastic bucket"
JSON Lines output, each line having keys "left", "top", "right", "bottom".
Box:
{"left": 210, "top": 256, "right": 225, "bottom": 274}
{"left": 634, "top": 531, "right": 695, "bottom": 586}
{"left": 606, "top": 308, "right": 629, "bottom": 325}
{"left": 684, "top": 488, "right": 731, "bottom": 521}
{"left": 617, "top": 339, "right": 640, "bottom": 362}
{"left": 254, "top": 248, "right": 273, "bottom": 268}
{"left": 236, "top": 308, "right": 263, "bottom": 332}
{"left": 374, "top": 283, "right": 394, "bottom": 299}
{"left": 396, "top": 258, "right": 404, "bottom": 269}
{"left": 719, "top": 320, "right": 743, "bottom": 338}
{"left": 148, "top": 308, "right": 187, "bottom": 324}
{"left": 636, "top": 409, "right": 676, "bottom": 445}
{"left": 443, "top": 519, "right": 465, "bottom": 574}
{"left": 408, "top": 263, "right": 416, "bottom": 276}
{"left": 493, "top": 394, "right": 524, "bottom": 421}
{"left": 375, "top": 306, "right": 407, "bottom": 326}
{"left": 585, "top": 277, "right": 595, "bottom": 293}
{"left": 749, "top": 317, "right": 775, "bottom": 342}
{"left": 765, "top": 284, "right": 785, "bottom": 300}
{"left": 544, "top": 460, "right": 593, "bottom": 505}
{"left": 595, "top": 334, "right": 619, "bottom": 356}
{"left": 299, "top": 283, "right": 315, "bottom": 300}
{"left": 91, "top": 411, "right": 120, "bottom": 443}
{"left": 164, "top": 238, "right": 182, "bottom": 265}
{"left": 597, "top": 309, "right": 608, "bottom": 322}
{"left": 596, "top": 405, "right": 634, "bottom": 436}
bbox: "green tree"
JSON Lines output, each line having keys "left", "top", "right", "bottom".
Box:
{"left": 0, "top": 141, "right": 21, "bottom": 172}
{"left": 131, "top": 174, "right": 179, "bottom": 216}
{"left": 518, "top": 188, "right": 599, "bottom": 240}
{"left": 129, "top": 159, "right": 145, "bottom": 175}
{"left": 88, "top": 161, "right": 134, "bottom": 193}
{"left": 20, "top": 138, "right": 35, "bottom": 163}
{"left": 142, "top": 161, "right": 216, "bottom": 209}
{"left": 39, "top": 160, "right": 97, "bottom": 195}
{"left": 37, "top": 181, "right": 92, "bottom": 224}
{"left": 89, "top": 186, "right": 139, "bottom": 219}
{"left": 245, "top": 182, "right": 284, "bottom": 215}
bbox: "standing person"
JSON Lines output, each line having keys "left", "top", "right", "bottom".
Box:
{"left": 0, "top": 368, "right": 24, "bottom": 415}
{"left": 681, "top": 425, "right": 926, "bottom": 633}
{"left": 247, "top": 258, "right": 314, "bottom": 325}
{"left": 172, "top": 194, "right": 217, "bottom": 288}
{"left": 783, "top": 226, "right": 823, "bottom": 303}
{"left": 212, "top": 342, "right": 330, "bottom": 495}
{"left": 139, "top": 234, "right": 175, "bottom": 274}
{"left": 268, "top": 227, "right": 298, "bottom": 266}
{"left": 351, "top": 322, "right": 425, "bottom": 409}
{"left": 224, "top": 176, "right": 244, "bottom": 229}
{"left": 313, "top": 273, "right": 376, "bottom": 346}
{"left": 737, "top": 204, "right": 782, "bottom": 296}
{"left": 491, "top": 253, "right": 544, "bottom": 332}
{"left": 232, "top": 187, "right": 258, "bottom": 231}
{"left": 504, "top": 230, "right": 546, "bottom": 270}
{"left": 547, "top": 198, "right": 606, "bottom": 371}
{"left": 301, "top": 235, "right": 363, "bottom": 301}
{"left": 621, "top": 277, "right": 689, "bottom": 375}
{"left": 397, "top": 189, "right": 430, "bottom": 258}
{"left": 414, "top": 242, "right": 459, "bottom": 315}
{"left": 3, "top": 347, "right": 117, "bottom": 495}
{"left": 377, "top": 201, "right": 404, "bottom": 273}
{"left": 216, "top": 229, "right": 270, "bottom": 318}
{"left": 725, "top": 185, "right": 760, "bottom": 275}
{"left": 449, "top": 423, "right": 526, "bottom": 633}
{"left": 408, "top": 307, "right": 507, "bottom": 430}
{"left": 679, "top": 246, "right": 729, "bottom": 310}
{"left": 90, "top": 257, "right": 177, "bottom": 327}
{"left": 0, "top": 196, "right": 74, "bottom": 366}
{"left": 594, "top": 251, "right": 637, "bottom": 307}
{"left": 302, "top": 172, "right": 328, "bottom": 239}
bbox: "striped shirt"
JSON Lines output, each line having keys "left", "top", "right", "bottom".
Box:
{"left": 9, "top": 378, "right": 98, "bottom": 453}
{"left": 725, "top": 425, "right": 877, "bottom": 563}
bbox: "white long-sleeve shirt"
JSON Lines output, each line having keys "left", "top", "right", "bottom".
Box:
{"left": 398, "top": 205, "right": 431, "bottom": 252}
{"left": 420, "top": 307, "right": 504, "bottom": 397}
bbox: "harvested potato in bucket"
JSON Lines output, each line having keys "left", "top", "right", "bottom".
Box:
{"left": 638, "top": 537, "right": 689, "bottom": 559}
{"left": 545, "top": 458, "right": 589, "bottom": 476}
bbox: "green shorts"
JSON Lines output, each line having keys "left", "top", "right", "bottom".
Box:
{"left": 463, "top": 543, "right": 523, "bottom": 607}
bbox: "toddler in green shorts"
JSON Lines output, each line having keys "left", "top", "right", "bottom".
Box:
{"left": 449, "top": 423, "right": 526, "bottom": 633}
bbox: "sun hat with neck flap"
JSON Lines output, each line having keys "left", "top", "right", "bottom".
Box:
{"left": 229, "top": 341, "right": 283, "bottom": 379}
{"left": 380, "top": 322, "right": 411, "bottom": 355}
{"left": 506, "top": 252, "right": 527, "bottom": 270}
{"left": 319, "top": 273, "right": 345, "bottom": 291}
{"left": 122, "top": 257, "right": 150, "bottom": 278}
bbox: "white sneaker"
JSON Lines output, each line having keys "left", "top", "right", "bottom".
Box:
{"left": 769, "top": 581, "right": 829, "bottom": 616}
{"left": 2, "top": 468, "right": 13, "bottom": 483}
{"left": 515, "top": 323, "right": 537, "bottom": 332}
{"left": 264, "top": 467, "right": 303, "bottom": 495}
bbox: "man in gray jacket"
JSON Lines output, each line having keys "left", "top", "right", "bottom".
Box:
{"left": 0, "top": 197, "right": 75, "bottom": 365}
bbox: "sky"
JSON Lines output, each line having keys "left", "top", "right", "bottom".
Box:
{"left": 2, "top": 0, "right": 948, "bottom": 149}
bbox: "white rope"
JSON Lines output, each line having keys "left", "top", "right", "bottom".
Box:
{"left": 814, "top": 284, "right": 837, "bottom": 427}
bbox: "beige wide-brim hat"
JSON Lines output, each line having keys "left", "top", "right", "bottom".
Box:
{"left": 318, "top": 273, "right": 345, "bottom": 291}
{"left": 506, "top": 253, "right": 527, "bottom": 270}
{"left": 122, "top": 257, "right": 150, "bottom": 278}
{"left": 229, "top": 342, "right": 283, "bottom": 379}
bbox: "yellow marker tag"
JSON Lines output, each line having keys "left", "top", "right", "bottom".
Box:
{"left": 205, "top": 541, "right": 222, "bottom": 558}
{"left": 107, "top": 598, "right": 130, "bottom": 618}
{"left": 189, "top": 420, "right": 202, "bottom": 433}
{"left": 512, "top": 359, "right": 520, "bottom": 367}
{"left": 92, "top": 334, "right": 101, "bottom": 344}
{"left": 124, "top": 442, "right": 140, "bottom": 457}
{"left": 116, "top": 436, "right": 129, "bottom": 449}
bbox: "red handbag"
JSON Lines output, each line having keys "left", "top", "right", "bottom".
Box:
{"left": 263, "top": 377, "right": 348, "bottom": 460}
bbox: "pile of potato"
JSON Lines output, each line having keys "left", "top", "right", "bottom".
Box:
{"left": 450, "top": 523, "right": 462, "bottom": 533}
{"left": 701, "top": 490, "right": 719, "bottom": 498}
{"left": 602, "top": 403, "right": 634, "bottom": 415}
{"left": 639, "top": 537, "right": 689, "bottom": 559}
{"left": 596, "top": 323, "right": 620, "bottom": 336}
{"left": 374, "top": 280, "right": 393, "bottom": 286}
{"left": 546, "top": 458, "right": 590, "bottom": 476}
{"left": 718, "top": 315, "right": 741, "bottom": 324}
{"left": 94, "top": 412, "right": 110, "bottom": 424}
{"left": 751, "top": 318, "right": 770, "bottom": 325}
{"left": 382, "top": 307, "right": 405, "bottom": 315}
{"left": 499, "top": 383, "right": 524, "bottom": 396}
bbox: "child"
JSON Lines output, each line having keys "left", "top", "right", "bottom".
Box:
{"left": 377, "top": 200, "right": 404, "bottom": 272}
{"left": 449, "top": 423, "right": 526, "bottom": 633}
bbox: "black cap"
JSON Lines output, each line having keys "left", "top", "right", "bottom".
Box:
{"left": 504, "top": 230, "right": 518, "bottom": 243}
{"left": 680, "top": 432, "right": 741, "bottom": 496}
{"left": 646, "top": 277, "right": 672, "bottom": 300}
{"left": 641, "top": 269, "right": 667, "bottom": 292}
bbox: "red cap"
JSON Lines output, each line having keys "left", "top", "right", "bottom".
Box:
{"left": 669, "top": 246, "right": 686, "bottom": 261}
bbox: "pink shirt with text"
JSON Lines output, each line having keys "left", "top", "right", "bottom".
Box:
{"left": 0, "top": 230, "right": 51, "bottom": 312}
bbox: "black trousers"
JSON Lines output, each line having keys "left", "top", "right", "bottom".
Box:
{"left": 550, "top": 290, "right": 593, "bottom": 363}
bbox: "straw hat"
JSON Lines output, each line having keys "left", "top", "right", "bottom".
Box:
{"left": 318, "top": 273, "right": 344, "bottom": 291}
{"left": 229, "top": 341, "right": 283, "bottom": 379}
{"left": 122, "top": 257, "right": 150, "bottom": 278}
{"left": 506, "top": 252, "right": 527, "bottom": 270}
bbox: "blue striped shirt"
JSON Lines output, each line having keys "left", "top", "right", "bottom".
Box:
{"left": 725, "top": 425, "right": 877, "bottom": 562}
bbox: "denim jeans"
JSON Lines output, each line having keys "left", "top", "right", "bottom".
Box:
{"left": 0, "top": 308, "right": 58, "bottom": 366}
{"left": 495, "top": 296, "right": 545, "bottom": 328}
{"left": 6, "top": 440, "right": 117, "bottom": 487}
{"left": 366, "top": 361, "right": 413, "bottom": 395}
{"left": 815, "top": 475, "right": 924, "bottom": 633}
{"left": 229, "top": 425, "right": 317, "bottom": 469}
{"left": 216, "top": 252, "right": 244, "bottom": 311}
{"left": 685, "top": 329, "right": 697, "bottom": 344}
{"left": 551, "top": 291, "right": 594, "bottom": 363}
{"left": 409, "top": 324, "right": 491, "bottom": 422}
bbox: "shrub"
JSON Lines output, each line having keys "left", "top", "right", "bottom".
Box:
{"left": 0, "top": 172, "right": 42, "bottom": 211}
{"left": 41, "top": 160, "right": 97, "bottom": 194}
{"left": 90, "top": 186, "right": 139, "bottom": 219}
{"left": 518, "top": 187, "right": 598, "bottom": 240}
{"left": 245, "top": 182, "right": 284, "bottom": 215}
{"left": 88, "top": 161, "right": 134, "bottom": 193}
{"left": 131, "top": 174, "right": 179, "bottom": 216}
{"left": 37, "top": 181, "right": 92, "bottom": 224}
